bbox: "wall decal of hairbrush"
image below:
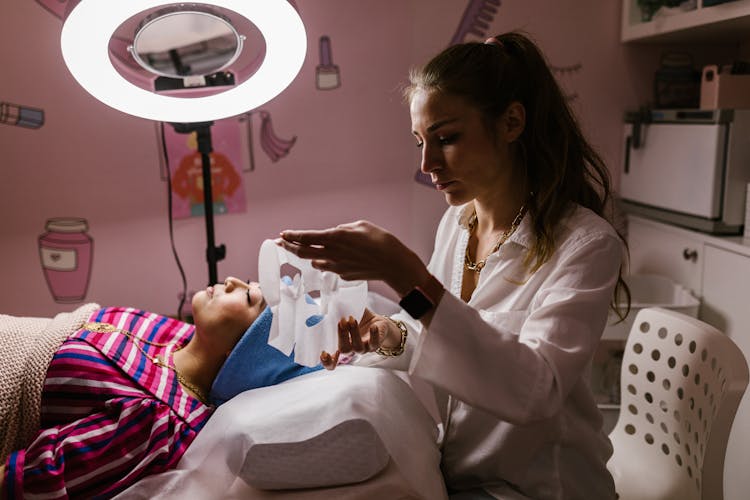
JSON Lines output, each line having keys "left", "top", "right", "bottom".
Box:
{"left": 1, "top": 101, "right": 45, "bottom": 129}
{"left": 450, "top": 0, "right": 501, "bottom": 45}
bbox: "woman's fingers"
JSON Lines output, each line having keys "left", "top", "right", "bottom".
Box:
{"left": 279, "top": 229, "right": 335, "bottom": 246}
{"left": 368, "top": 324, "right": 382, "bottom": 351}
{"left": 320, "top": 349, "right": 340, "bottom": 370}
{"left": 337, "top": 317, "right": 353, "bottom": 353}
{"left": 347, "top": 317, "right": 365, "bottom": 353}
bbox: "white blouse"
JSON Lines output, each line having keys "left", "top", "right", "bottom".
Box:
{"left": 360, "top": 202, "right": 623, "bottom": 499}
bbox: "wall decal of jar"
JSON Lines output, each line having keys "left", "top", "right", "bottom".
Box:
{"left": 38, "top": 218, "right": 93, "bottom": 303}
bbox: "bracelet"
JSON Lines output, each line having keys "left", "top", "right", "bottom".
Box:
{"left": 375, "top": 316, "right": 408, "bottom": 357}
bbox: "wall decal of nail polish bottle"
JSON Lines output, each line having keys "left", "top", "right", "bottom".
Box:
{"left": 38, "top": 218, "right": 94, "bottom": 303}
{"left": 316, "top": 36, "right": 340, "bottom": 90}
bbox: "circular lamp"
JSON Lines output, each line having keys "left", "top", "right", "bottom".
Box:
{"left": 60, "top": 0, "right": 306, "bottom": 123}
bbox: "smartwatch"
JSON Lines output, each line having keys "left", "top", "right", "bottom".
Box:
{"left": 399, "top": 284, "right": 438, "bottom": 320}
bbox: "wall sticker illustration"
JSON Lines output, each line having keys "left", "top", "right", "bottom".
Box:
{"left": 316, "top": 36, "right": 341, "bottom": 90}
{"left": 38, "top": 217, "right": 94, "bottom": 303}
{"left": 34, "top": 0, "right": 68, "bottom": 19}
{"left": 550, "top": 62, "right": 583, "bottom": 102}
{"left": 1, "top": 101, "right": 45, "bottom": 129}
{"left": 161, "top": 120, "right": 247, "bottom": 219}
{"left": 451, "top": 0, "right": 502, "bottom": 45}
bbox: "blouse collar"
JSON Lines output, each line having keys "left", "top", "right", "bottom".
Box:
{"left": 456, "top": 202, "right": 534, "bottom": 250}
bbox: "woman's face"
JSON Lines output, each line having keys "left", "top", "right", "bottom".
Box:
{"left": 410, "top": 88, "right": 516, "bottom": 206}
{"left": 191, "top": 276, "right": 266, "bottom": 348}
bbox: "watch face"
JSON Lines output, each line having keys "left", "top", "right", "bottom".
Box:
{"left": 399, "top": 288, "right": 434, "bottom": 319}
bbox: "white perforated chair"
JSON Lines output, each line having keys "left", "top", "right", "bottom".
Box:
{"left": 607, "top": 307, "right": 748, "bottom": 500}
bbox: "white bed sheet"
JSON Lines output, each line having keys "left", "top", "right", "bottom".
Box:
{"left": 115, "top": 366, "right": 447, "bottom": 499}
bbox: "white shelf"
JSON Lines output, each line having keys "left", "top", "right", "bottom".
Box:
{"left": 622, "top": 0, "right": 750, "bottom": 43}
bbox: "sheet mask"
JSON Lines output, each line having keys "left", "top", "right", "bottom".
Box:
{"left": 258, "top": 239, "right": 368, "bottom": 366}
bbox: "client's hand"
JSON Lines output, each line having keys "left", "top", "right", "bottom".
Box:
{"left": 320, "top": 309, "right": 398, "bottom": 370}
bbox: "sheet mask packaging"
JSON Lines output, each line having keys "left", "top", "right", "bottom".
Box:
{"left": 258, "top": 239, "right": 368, "bottom": 366}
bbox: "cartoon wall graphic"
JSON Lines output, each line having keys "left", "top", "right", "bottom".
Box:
{"left": 34, "top": 0, "right": 68, "bottom": 19}
{"left": 450, "top": 0, "right": 502, "bottom": 45}
{"left": 1, "top": 101, "right": 45, "bottom": 129}
{"left": 238, "top": 110, "right": 298, "bottom": 170}
{"left": 38, "top": 217, "right": 94, "bottom": 303}
{"left": 258, "top": 110, "right": 297, "bottom": 162}
{"left": 316, "top": 36, "right": 341, "bottom": 90}
{"left": 162, "top": 120, "right": 247, "bottom": 219}
{"left": 550, "top": 62, "right": 583, "bottom": 102}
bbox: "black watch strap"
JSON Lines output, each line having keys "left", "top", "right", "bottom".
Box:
{"left": 399, "top": 286, "right": 435, "bottom": 319}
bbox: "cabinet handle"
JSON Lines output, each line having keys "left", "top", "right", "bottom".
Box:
{"left": 683, "top": 248, "right": 698, "bottom": 262}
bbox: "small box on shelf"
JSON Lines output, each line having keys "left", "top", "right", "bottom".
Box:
{"left": 700, "top": 64, "right": 750, "bottom": 109}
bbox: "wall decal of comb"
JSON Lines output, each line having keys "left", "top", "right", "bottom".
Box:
{"left": 1, "top": 101, "right": 45, "bottom": 129}
{"left": 450, "top": 0, "right": 501, "bottom": 46}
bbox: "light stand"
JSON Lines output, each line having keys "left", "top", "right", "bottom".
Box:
{"left": 171, "top": 121, "right": 226, "bottom": 285}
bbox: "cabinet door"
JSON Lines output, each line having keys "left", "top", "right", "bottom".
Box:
{"left": 627, "top": 217, "right": 704, "bottom": 293}
{"left": 701, "top": 244, "right": 750, "bottom": 500}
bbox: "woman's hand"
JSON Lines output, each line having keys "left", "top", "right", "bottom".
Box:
{"left": 320, "top": 308, "right": 400, "bottom": 370}
{"left": 277, "top": 220, "right": 429, "bottom": 296}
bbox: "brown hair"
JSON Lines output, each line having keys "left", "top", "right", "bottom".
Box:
{"left": 405, "top": 32, "right": 630, "bottom": 319}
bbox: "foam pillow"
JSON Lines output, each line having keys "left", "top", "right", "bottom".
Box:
{"left": 189, "top": 366, "right": 442, "bottom": 492}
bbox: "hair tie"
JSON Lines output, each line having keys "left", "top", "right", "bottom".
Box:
{"left": 484, "top": 37, "right": 504, "bottom": 49}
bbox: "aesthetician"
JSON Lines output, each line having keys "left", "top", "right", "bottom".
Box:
{"left": 278, "top": 32, "right": 629, "bottom": 500}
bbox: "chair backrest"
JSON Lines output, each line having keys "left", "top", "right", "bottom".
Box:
{"left": 607, "top": 307, "right": 749, "bottom": 500}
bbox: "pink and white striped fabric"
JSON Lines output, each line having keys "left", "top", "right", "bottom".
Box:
{"left": 2, "top": 307, "right": 212, "bottom": 499}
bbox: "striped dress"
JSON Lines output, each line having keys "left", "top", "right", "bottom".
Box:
{"left": 2, "top": 307, "right": 212, "bottom": 499}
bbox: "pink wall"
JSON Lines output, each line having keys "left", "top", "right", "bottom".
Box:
{"left": 1, "top": 0, "right": 634, "bottom": 317}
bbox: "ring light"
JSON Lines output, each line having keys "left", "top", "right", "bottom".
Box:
{"left": 61, "top": 0, "right": 306, "bottom": 122}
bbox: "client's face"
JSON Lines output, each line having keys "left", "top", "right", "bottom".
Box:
{"left": 192, "top": 276, "right": 267, "bottom": 349}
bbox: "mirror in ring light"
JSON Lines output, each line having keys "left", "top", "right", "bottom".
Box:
{"left": 108, "top": 3, "right": 266, "bottom": 95}
{"left": 61, "top": 0, "right": 306, "bottom": 123}
{"left": 129, "top": 6, "right": 245, "bottom": 79}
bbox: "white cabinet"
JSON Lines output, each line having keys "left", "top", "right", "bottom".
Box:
{"left": 622, "top": 0, "right": 750, "bottom": 43}
{"left": 627, "top": 215, "right": 750, "bottom": 500}
{"left": 627, "top": 215, "right": 704, "bottom": 293}
{"left": 701, "top": 244, "right": 750, "bottom": 500}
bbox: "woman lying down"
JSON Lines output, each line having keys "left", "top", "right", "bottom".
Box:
{"left": 0, "top": 276, "right": 367, "bottom": 498}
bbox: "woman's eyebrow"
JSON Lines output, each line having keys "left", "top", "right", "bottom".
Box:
{"left": 426, "top": 117, "right": 459, "bottom": 133}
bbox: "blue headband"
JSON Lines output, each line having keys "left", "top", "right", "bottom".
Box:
{"left": 209, "top": 306, "right": 323, "bottom": 406}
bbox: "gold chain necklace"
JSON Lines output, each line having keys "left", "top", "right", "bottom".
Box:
{"left": 464, "top": 203, "right": 526, "bottom": 273}
{"left": 84, "top": 322, "right": 210, "bottom": 405}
